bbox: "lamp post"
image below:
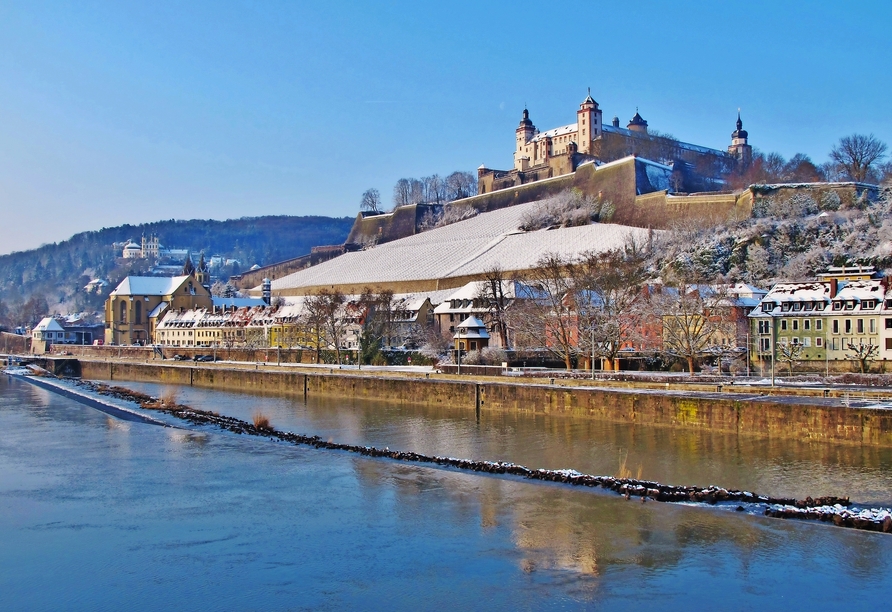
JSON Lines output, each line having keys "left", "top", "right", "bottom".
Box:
{"left": 591, "top": 325, "right": 596, "bottom": 380}
{"left": 456, "top": 327, "right": 464, "bottom": 375}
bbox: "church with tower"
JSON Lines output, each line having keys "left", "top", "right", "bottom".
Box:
{"left": 478, "top": 91, "right": 752, "bottom": 195}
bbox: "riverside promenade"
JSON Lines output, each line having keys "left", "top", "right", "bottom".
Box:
{"left": 25, "top": 354, "right": 892, "bottom": 448}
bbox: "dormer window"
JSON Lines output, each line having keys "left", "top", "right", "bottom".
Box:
{"left": 804, "top": 302, "right": 813, "bottom": 311}
{"left": 762, "top": 302, "right": 776, "bottom": 312}
{"left": 833, "top": 301, "right": 843, "bottom": 311}
{"left": 845, "top": 301, "right": 855, "bottom": 310}
{"left": 792, "top": 303, "right": 802, "bottom": 311}
{"left": 781, "top": 303, "right": 791, "bottom": 312}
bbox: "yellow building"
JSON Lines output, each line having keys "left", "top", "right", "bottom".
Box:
{"left": 104, "top": 274, "right": 212, "bottom": 345}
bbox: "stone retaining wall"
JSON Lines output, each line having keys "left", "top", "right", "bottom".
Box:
{"left": 73, "top": 359, "right": 892, "bottom": 447}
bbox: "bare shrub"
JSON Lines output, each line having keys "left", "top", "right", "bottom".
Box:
{"left": 252, "top": 412, "right": 272, "bottom": 431}
{"left": 518, "top": 189, "right": 603, "bottom": 231}
{"left": 419, "top": 204, "right": 479, "bottom": 231}
{"left": 160, "top": 388, "right": 178, "bottom": 407}
{"left": 617, "top": 451, "right": 643, "bottom": 480}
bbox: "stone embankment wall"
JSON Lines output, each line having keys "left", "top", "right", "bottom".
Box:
{"left": 74, "top": 359, "right": 892, "bottom": 448}
{"left": 52, "top": 344, "right": 315, "bottom": 364}
{"left": 1, "top": 332, "right": 29, "bottom": 354}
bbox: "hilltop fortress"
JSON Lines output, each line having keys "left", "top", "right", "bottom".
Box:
{"left": 231, "top": 93, "right": 872, "bottom": 295}
{"left": 478, "top": 91, "right": 752, "bottom": 195}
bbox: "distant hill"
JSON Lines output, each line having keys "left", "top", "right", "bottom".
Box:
{"left": 0, "top": 215, "right": 353, "bottom": 320}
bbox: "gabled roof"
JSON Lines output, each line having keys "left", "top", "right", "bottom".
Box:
{"left": 34, "top": 317, "right": 65, "bottom": 332}
{"left": 110, "top": 275, "right": 193, "bottom": 297}
{"left": 454, "top": 316, "right": 489, "bottom": 339}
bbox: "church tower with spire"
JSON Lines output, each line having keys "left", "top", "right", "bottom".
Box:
{"left": 728, "top": 111, "right": 752, "bottom": 166}
{"left": 195, "top": 252, "right": 211, "bottom": 289}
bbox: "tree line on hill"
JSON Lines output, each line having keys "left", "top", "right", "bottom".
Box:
{"left": 0, "top": 215, "right": 353, "bottom": 329}
{"left": 726, "top": 134, "right": 890, "bottom": 189}
{"left": 360, "top": 170, "right": 478, "bottom": 213}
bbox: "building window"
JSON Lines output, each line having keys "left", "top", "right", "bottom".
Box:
{"left": 135, "top": 300, "right": 142, "bottom": 325}
{"left": 845, "top": 319, "right": 852, "bottom": 334}
{"left": 119, "top": 302, "right": 127, "bottom": 324}
{"left": 832, "top": 319, "right": 839, "bottom": 334}
{"left": 781, "top": 320, "right": 788, "bottom": 331}
{"left": 887, "top": 338, "right": 892, "bottom": 350}
{"left": 870, "top": 319, "right": 876, "bottom": 333}
{"left": 803, "top": 337, "right": 811, "bottom": 347}
{"left": 760, "top": 338, "right": 771, "bottom": 351}
{"left": 804, "top": 319, "right": 811, "bottom": 331}
{"left": 816, "top": 337, "right": 823, "bottom": 347}
{"left": 792, "top": 320, "right": 799, "bottom": 331}
{"left": 816, "top": 319, "right": 823, "bottom": 330}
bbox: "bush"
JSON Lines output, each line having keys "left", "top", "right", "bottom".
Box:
{"left": 252, "top": 412, "right": 272, "bottom": 431}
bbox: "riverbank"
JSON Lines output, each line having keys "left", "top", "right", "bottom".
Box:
{"left": 66, "top": 358, "right": 892, "bottom": 448}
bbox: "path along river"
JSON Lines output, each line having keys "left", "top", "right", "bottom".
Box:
{"left": 2, "top": 374, "right": 892, "bottom": 610}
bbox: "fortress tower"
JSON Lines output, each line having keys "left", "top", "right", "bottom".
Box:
{"left": 576, "top": 89, "right": 602, "bottom": 155}
{"left": 728, "top": 111, "right": 752, "bottom": 166}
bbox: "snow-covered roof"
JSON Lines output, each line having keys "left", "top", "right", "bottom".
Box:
{"left": 34, "top": 317, "right": 64, "bottom": 332}
{"left": 762, "top": 282, "right": 832, "bottom": 302}
{"left": 834, "top": 280, "right": 885, "bottom": 301}
{"left": 530, "top": 123, "right": 578, "bottom": 142}
{"left": 148, "top": 302, "right": 169, "bottom": 318}
{"left": 110, "top": 276, "right": 191, "bottom": 297}
{"left": 432, "top": 280, "right": 521, "bottom": 314}
{"left": 454, "top": 316, "right": 489, "bottom": 339}
{"left": 263, "top": 199, "right": 656, "bottom": 295}
{"left": 213, "top": 297, "right": 267, "bottom": 309}
{"left": 602, "top": 124, "right": 727, "bottom": 157}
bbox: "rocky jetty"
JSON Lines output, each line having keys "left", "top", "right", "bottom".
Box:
{"left": 74, "top": 379, "right": 890, "bottom": 534}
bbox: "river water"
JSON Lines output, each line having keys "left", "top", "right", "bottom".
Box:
{"left": 1, "top": 375, "right": 891, "bottom": 610}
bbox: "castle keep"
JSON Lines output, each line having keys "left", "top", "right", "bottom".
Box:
{"left": 478, "top": 91, "right": 752, "bottom": 194}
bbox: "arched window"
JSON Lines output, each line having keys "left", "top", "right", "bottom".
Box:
{"left": 135, "top": 300, "right": 142, "bottom": 324}
{"left": 119, "top": 301, "right": 127, "bottom": 324}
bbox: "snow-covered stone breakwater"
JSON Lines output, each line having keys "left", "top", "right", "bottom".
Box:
{"left": 66, "top": 379, "right": 892, "bottom": 534}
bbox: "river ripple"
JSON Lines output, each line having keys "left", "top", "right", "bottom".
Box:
{"left": 1, "top": 375, "right": 891, "bottom": 610}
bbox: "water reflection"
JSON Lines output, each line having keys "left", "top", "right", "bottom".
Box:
{"left": 117, "top": 379, "right": 892, "bottom": 505}
{"left": 3, "top": 375, "right": 892, "bottom": 609}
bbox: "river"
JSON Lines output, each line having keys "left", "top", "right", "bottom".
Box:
{"left": 1, "top": 374, "right": 891, "bottom": 610}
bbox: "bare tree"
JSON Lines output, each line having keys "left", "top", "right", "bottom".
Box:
{"left": 845, "top": 339, "right": 879, "bottom": 374}
{"left": 445, "top": 171, "right": 478, "bottom": 201}
{"left": 829, "top": 134, "right": 887, "bottom": 182}
{"left": 358, "top": 288, "right": 396, "bottom": 363}
{"left": 304, "top": 290, "right": 346, "bottom": 364}
{"left": 360, "top": 188, "right": 381, "bottom": 213}
{"left": 776, "top": 341, "right": 803, "bottom": 376}
{"left": 393, "top": 179, "right": 412, "bottom": 208}
{"left": 476, "top": 266, "right": 510, "bottom": 348}
{"left": 572, "top": 241, "right": 651, "bottom": 371}
{"left": 649, "top": 271, "right": 733, "bottom": 375}
{"left": 422, "top": 175, "right": 446, "bottom": 205}
{"left": 509, "top": 253, "right": 577, "bottom": 370}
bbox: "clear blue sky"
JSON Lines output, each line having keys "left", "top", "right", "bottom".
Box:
{"left": 1, "top": 1, "right": 890, "bottom": 255}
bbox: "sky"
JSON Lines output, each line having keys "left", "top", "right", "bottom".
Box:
{"left": 1, "top": 1, "right": 891, "bottom": 255}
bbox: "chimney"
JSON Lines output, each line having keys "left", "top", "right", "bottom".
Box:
{"left": 829, "top": 278, "right": 838, "bottom": 298}
{"left": 262, "top": 278, "right": 271, "bottom": 305}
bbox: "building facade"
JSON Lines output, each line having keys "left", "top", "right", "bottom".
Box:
{"left": 749, "top": 268, "right": 892, "bottom": 373}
